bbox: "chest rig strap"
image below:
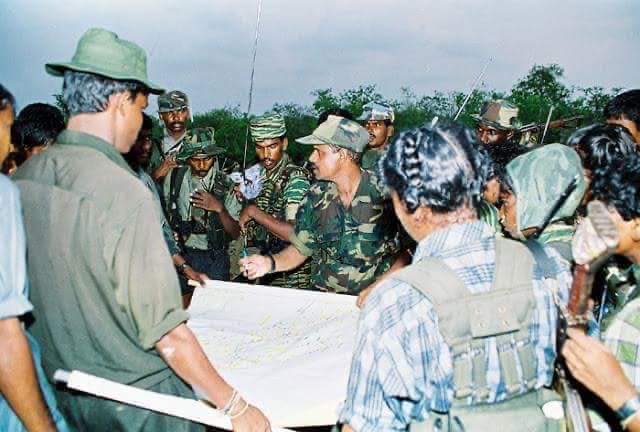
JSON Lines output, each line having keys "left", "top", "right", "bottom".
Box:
{"left": 392, "top": 236, "right": 541, "bottom": 404}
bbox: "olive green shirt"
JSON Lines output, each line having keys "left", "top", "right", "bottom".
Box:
{"left": 13, "top": 130, "right": 188, "bottom": 388}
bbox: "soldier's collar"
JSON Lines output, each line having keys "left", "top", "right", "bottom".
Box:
{"left": 56, "top": 129, "right": 136, "bottom": 176}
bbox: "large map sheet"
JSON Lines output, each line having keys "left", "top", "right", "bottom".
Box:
{"left": 187, "top": 281, "right": 360, "bottom": 428}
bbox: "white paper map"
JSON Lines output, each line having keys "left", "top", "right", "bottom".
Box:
{"left": 187, "top": 281, "right": 360, "bottom": 428}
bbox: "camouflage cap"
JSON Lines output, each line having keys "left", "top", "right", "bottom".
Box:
{"left": 358, "top": 101, "right": 395, "bottom": 123}
{"left": 250, "top": 112, "right": 287, "bottom": 142}
{"left": 176, "top": 127, "right": 223, "bottom": 162}
{"left": 507, "top": 143, "right": 586, "bottom": 232}
{"left": 158, "top": 90, "right": 189, "bottom": 113}
{"left": 296, "top": 115, "right": 369, "bottom": 153}
{"left": 472, "top": 99, "right": 520, "bottom": 130}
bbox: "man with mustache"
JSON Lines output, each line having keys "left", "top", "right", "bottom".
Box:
{"left": 240, "top": 115, "right": 403, "bottom": 296}
{"left": 125, "top": 114, "right": 208, "bottom": 307}
{"left": 163, "top": 127, "right": 241, "bottom": 303}
{"left": 238, "top": 112, "right": 311, "bottom": 289}
{"left": 149, "top": 90, "right": 190, "bottom": 181}
{"left": 358, "top": 101, "right": 395, "bottom": 170}
{"left": 473, "top": 99, "right": 527, "bottom": 167}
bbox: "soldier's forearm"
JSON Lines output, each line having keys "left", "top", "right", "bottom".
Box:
{"left": 250, "top": 207, "right": 294, "bottom": 241}
{"left": 273, "top": 245, "right": 307, "bottom": 273}
{"left": 0, "top": 318, "right": 56, "bottom": 432}
{"left": 218, "top": 208, "right": 240, "bottom": 239}
{"left": 156, "top": 323, "right": 234, "bottom": 409}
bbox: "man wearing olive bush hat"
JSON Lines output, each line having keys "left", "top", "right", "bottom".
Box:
{"left": 13, "top": 28, "right": 269, "bottom": 432}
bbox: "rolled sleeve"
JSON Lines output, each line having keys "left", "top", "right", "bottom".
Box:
{"left": 289, "top": 191, "right": 317, "bottom": 257}
{"left": 0, "top": 177, "right": 33, "bottom": 320}
{"left": 283, "top": 174, "right": 310, "bottom": 223}
{"left": 114, "top": 199, "right": 188, "bottom": 350}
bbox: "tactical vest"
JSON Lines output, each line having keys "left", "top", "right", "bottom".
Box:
{"left": 392, "top": 236, "right": 562, "bottom": 431}
{"left": 167, "top": 166, "right": 229, "bottom": 251}
{"left": 252, "top": 164, "right": 308, "bottom": 255}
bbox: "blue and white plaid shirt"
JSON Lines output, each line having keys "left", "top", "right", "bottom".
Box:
{"left": 339, "top": 221, "right": 571, "bottom": 431}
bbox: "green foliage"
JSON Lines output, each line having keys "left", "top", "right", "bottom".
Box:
{"left": 155, "top": 64, "right": 621, "bottom": 168}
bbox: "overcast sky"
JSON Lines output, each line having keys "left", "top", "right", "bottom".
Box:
{"left": 1, "top": 0, "right": 638, "bottom": 115}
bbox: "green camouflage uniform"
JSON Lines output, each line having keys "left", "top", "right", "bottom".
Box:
{"left": 506, "top": 143, "right": 587, "bottom": 262}
{"left": 246, "top": 113, "right": 312, "bottom": 289}
{"left": 291, "top": 116, "right": 400, "bottom": 294}
{"left": 162, "top": 128, "right": 240, "bottom": 284}
{"left": 148, "top": 90, "right": 189, "bottom": 175}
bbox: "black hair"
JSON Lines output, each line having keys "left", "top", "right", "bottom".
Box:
{"left": 62, "top": 71, "right": 148, "bottom": 116}
{"left": 141, "top": 112, "right": 153, "bottom": 131}
{"left": 11, "top": 103, "right": 65, "bottom": 152}
{"left": 317, "top": 108, "right": 355, "bottom": 126}
{"left": 0, "top": 83, "right": 16, "bottom": 114}
{"left": 378, "top": 123, "right": 491, "bottom": 213}
{"left": 567, "top": 124, "right": 636, "bottom": 173}
{"left": 605, "top": 89, "right": 640, "bottom": 129}
{"left": 592, "top": 153, "right": 640, "bottom": 221}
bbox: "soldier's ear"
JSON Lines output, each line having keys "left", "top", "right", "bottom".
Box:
{"left": 282, "top": 137, "right": 289, "bottom": 151}
{"left": 506, "top": 130, "right": 515, "bottom": 140}
{"left": 387, "top": 125, "right": 395, "bottom": 139}
{"left": 630, "top": 219, "right": 640, "bottom": 242}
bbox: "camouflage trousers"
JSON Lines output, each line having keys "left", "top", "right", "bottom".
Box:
{"left": 180, "top": 247, "right": 230, "bottom": 294}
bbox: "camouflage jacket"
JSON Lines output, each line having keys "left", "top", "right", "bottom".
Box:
{"left": 360, "top": 147, "right": 385, "bottom": 171}
{"left": 246, "top": 154, "right": 312, "bottom": 289}
{"left": 289, "top": 169, "right": 399, "bottom": 294}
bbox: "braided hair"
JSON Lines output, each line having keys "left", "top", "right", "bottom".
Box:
{"left": 378, "top": 123, "right": 491, "bottom": 214}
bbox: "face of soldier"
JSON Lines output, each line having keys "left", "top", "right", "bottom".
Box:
{"left": 114, "top": 92, "right": 148, "bottom": 154}
{"left": 129, "top": 128, "right": 153, "bottom": 168}
{"left": 160, "top": 107, "right": 189, "bottom": 137}
{"left": 308, "top": 144, "right": 342, "bottom": 181}
{"left": 476, "top": 124, "right": 513, "bottom": 146}
{"left": 188, "top": 156, "right": 215, "bottom": 178}
{"left": 0, "top": 104, "right": 14, "bottom": 165}
{"left": 255, "top": 137, "right": 287, "bottom": 171}
{"left": 365, "top": 120, "right": 393, "bottom": 149}
{"left": 607, "top": 117, "right": 640, "bottom": 144}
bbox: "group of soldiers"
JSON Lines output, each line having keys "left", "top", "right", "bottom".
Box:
{"left": 4, "top": 26, "right": 640, "bottom": 432}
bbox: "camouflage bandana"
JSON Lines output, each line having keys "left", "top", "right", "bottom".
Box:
{"left": 507, "top": 143, "right": 586, "bottom": 232}
{"left": 472, "top": 99, "right": 520, "bottom": 130}
{"left": 158, "top": 90, "right": 189, "bottom": 113}
{"left": 358, "top": 101, "right": 395, "bottom": 123}
{"left": 250, "top": 112, "right": 287, "bottom": 142}
{"left": 296, "top": 115, "right": 369, "bottom": 153}
{"left": 176, "top": 127, "right": 224, "bottom": 162}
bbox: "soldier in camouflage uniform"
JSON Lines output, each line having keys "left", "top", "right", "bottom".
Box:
{"left": 358, "top": 101, "right": 395, "bottom": 170}
{"left": 499, "top": 143, "right": 587, "bottom": 262}
{"left": 473, "top": 99, "right": 527, "bottom": 167}
{"left": 162, "top": 127, "right": 241, "bottom": 299}
{"left": 149, "top": 90, "right": 191, "bottom": 182}
{"left": 238, "top": 112, "right": 312, "bottom": 289}
{"left": 240, "top": 115, "right": 403, "bottom": 295}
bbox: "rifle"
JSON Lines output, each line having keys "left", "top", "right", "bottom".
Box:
{"left": 559, "top": 200, "right": 619, "bottom": 432}
{"left": 518, "top": 115, "right": 585, "bottom": 135}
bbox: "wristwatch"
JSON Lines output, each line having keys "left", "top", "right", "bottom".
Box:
{"left": 617, "top": 394, "right": 640, "bottom": 428}
{"left": 266, "top": 254, "right": 276, "bottom": 274}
